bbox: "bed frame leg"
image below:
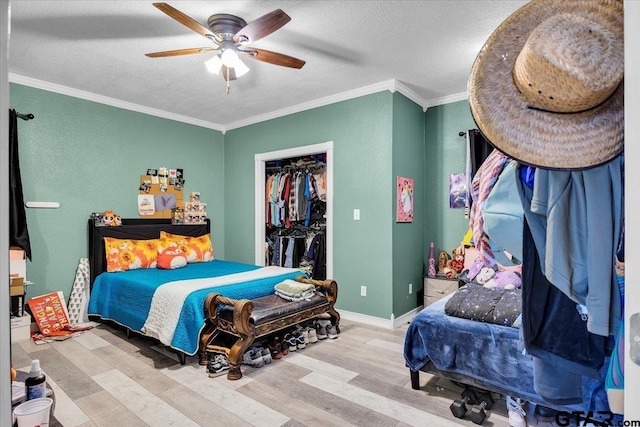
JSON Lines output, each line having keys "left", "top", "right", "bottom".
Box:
{"left": 177, "top": 352, "right": 186, "bottom": 365}
{"left": 410, "top": 370, "right": 421, "bottom": 390}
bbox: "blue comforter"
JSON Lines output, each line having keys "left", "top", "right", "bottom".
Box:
{"left": 404, "top": 294, "right": 610, "bottom": 412}
{"left": 88, "top": 260, "right": 303, "bottom": 355}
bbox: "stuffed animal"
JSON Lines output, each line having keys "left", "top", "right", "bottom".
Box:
{"left": 474, "top": 266, "right": 496, "bottom": 285}
{"left": 438, "top": 250, "right": 451, "bottom": 275}
{"left": 103, "top": 210, "right": 120, "bottom": 226}
{"left": 157, "top": 248, "right": 188, "bottom": 270}
{"left": 450, "top": 245, "right": 465, "bottom": 274}
{"left": 484, "top": 270, "right": 522, "bottom": 290}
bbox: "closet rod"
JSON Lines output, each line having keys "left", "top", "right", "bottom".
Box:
{"left": 16, "top": 111, "right": 34, "bottom": 121}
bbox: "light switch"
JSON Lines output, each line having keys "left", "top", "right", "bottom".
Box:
{"left": 353, "top": 209, "right": 360, "bottom": 220}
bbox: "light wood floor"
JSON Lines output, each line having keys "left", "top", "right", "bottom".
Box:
{"left": 11, "top": 318, "right": 518, "bottom": 427}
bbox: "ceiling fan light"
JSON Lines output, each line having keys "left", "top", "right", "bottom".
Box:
{"left": 221, "top": 48, "right": 240, "bottom": 67}
{"left": 205, "top": 55, "right": 222, "bottom": 74}
{"left": 234, "top": 58, "right": 250, "bottom": 78}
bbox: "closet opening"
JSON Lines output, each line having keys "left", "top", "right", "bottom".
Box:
{"left": 254, "top": 142, "right": 333, "bottom": 279}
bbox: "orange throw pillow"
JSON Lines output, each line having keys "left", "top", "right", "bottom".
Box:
{"left": 159, "top": 232, "right": 214, "bottom": 263}
{"left": 104, "top": 238, "right": 159, "bottom": 272}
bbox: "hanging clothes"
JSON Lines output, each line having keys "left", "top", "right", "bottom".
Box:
{"left": 265, "top": 158, "right": 327, "bottom": 275}
{"left": 9, "top": 109, "right": 32, "bottom": 260}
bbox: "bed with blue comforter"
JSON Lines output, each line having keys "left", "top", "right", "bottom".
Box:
{"left": 87, "top": 218, "right": 305, "bottom": 360}
{"left": 404, "top": 293, "right": 611, "bottom": 414}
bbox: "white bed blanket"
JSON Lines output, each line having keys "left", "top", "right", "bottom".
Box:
{"left": 141, "top": 266, "right": 296, "bottom": 345}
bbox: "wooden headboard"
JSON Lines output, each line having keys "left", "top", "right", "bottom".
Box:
{"left": 88, "top": 218, "right": 211, "bottom": 287}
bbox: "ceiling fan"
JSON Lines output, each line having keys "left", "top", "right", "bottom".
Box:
{"left": 146, "top": 3, "right": 306, "bottom": 92}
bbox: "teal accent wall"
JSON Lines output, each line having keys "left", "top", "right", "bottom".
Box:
{"left": 224, "top": 92, "right": 395, "bottom": 318}
{"left": 9, "top": 83, "right": 225, "bottom": 300}
{"left": 424, "top": 99, "right": 475, "bottom": 257}
{"left": 391, "top": 92, "right": 425, "bottom": 317}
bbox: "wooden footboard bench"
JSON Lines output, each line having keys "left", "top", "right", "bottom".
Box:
{"left": 198, "top": 276, "right": 340, "bottom": 380}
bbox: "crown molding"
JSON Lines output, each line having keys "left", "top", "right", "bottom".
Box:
{"left": 391, "top": 80, "right": 429, "bottom": 111}
{"left": 10, "top": 73, "right": 465, "bottom": 131}
{"left": 424, "top": 91, "right": 468, "bottom": 108}
{"left": 225, "top": 79, "right": 399, "bottom": 131}
{"left": 8, "top": 73, "right": 225, "bottom": 132}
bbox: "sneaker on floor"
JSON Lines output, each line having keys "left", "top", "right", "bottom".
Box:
{"left": 284, "top": 333, "right": 298, "bottom": 352}
{"left": 307, "top": 327, "right": 318, "bottom": 343}
{"left": 300, "top": 328, "right": 309, "bottom": 345}
{"left": 295, "top": 331, "right": 306, "bottom": 349}
{"left": 242, "top": 348, "right": 264, "bottom": 367}
{"left": 327, "top": 325, "right": 339, "bottom": 339}
{"left": 507, "top": 396, "right": 527, "bottom": 427}
{"left": 278, "top": 336, "right": 289, "bottom": 355}
{"left": 259, "top": 346, "right": 272, "bottom": 364}
{"left": 268, "top": 339, "right": 283, "bottom": 360}
{"left": 316, "top": 323, "right": 328, "bottom": 340}
{"left": 207, "top": 353, "right": 229, "bottom": 377}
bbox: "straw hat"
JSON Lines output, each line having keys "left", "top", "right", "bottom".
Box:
{"left": 468, "top": 0, "right": 623, "bottom": 170}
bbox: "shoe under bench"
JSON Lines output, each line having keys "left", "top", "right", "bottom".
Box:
{"left": 199, "top": 275, "right": 340, "bottom": 380}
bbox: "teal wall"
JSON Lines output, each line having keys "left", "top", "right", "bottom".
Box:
{"left": 9, "top": 83, "right": 225, "bottom": 300}
{"left": 224, "top": 92, "right": 395, "bottom": 318}
{"left": 11, "top": 82, "right": 473, "bottom": 322}
{"left": 391, "top": 92, "right": 425, "bottom": 317}
{"left": 424, "top": 100, "right": 475, "bottom": 257}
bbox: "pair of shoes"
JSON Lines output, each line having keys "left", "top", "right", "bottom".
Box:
{"left": 242, "top": 348, "right": 265, "bottom": 368}
{"left": 284, "top": 331, "right": 306, "bottom": 351}
{"left": 254, "top": 345, "right": 272, "bottom": 364}
{"left": 207, "top": 353, "right": 229, "bottom": 377}
{"left": 507, "top": 396, "right": 527, "bottom": 427}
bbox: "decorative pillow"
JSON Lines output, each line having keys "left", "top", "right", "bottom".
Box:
{"left": 104, "top": 238, "right": 159, "bottom": 272}
{"left": 157, "top": 248, "right": 188, "bottom": 270}
{"left": 159, "top": 232, "right": 214, "bottom": 263}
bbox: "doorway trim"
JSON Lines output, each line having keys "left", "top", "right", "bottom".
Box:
{"left": 255, "top": 141, "right": 333, "bottom": 279}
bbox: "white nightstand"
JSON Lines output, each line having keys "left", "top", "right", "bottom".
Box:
{"left": 424, "top": 277, "right": 459, "bottom": 306}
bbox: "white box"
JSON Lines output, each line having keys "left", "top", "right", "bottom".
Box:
{"left": 11, "top": 314, "right": 32, "bottom": 343}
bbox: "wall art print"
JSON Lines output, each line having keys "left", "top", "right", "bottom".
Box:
{"left": 449, "top": 173, "right": 468, "bottom": 209}
{"left": 397, "top": 176, "right": 414, "bottom": 223}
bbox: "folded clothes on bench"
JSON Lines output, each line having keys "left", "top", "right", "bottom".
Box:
{"left": 274, "top": 279, "right": 315, "bottom": 301}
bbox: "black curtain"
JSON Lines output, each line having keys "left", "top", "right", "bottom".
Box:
{"left": 469, "top": 128, "right": 493, "bottom": 175}
{"left": 9, "top": 109, "right": 32, "bottom": 260}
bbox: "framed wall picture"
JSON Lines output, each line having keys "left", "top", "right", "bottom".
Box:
{"left": 449, "top": 173, "right": 468, "bottom": 209}
{"left": 397, "top": 176, "right": 414, "bottom": 223}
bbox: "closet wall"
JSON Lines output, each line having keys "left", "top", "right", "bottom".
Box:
{"left": 265, "top": 154, "right": 327, "bottom": 279}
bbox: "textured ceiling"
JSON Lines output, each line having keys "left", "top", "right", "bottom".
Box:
{"left": 8, "top": 1, "right": 529, "bottom": 131}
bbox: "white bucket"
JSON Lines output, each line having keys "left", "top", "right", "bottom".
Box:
{"left": 13, "top": 397, "right": 53, "bottom": 427}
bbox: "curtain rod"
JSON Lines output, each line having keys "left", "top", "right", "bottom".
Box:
{"left": 16, "top": 111, "right": 34, "bottom": 121}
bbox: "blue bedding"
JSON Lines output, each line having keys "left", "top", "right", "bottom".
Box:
{"left": 404, "top": 294, "right": 610, "bottom": 412}
{"left": 88, "top": 260, "right": 303, "bottom": 355}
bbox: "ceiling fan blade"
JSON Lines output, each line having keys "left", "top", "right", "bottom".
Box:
{"left": 145, "top": 47, "right": 218, "bottom": 58}
{"left": 153, "top": 3, "right": 214, "bottom": 38}
{"left": 233, "top": 9, "right": 291, "bottom": 44}
{"left": 242, "top": 48, "right": 305, "bottom": 69}
{"left": 221, "top": 66, "right": 237, "bottom": 81}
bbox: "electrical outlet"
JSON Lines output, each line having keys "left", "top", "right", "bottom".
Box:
{"left": 409, "top": 283, "right": 413, "bottom": 294}
{"left": 353, "top": 209, "right": 360, "bottom": 220}
{"left": 360, "top": 285, "right": 367, "bottom": 297}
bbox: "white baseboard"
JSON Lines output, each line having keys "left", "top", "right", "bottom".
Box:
{"left": 338, "top": 306, "right": 423, "bottom": 330}
{"left": 393, "top": 306, "right": 423, "bottom": 329}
